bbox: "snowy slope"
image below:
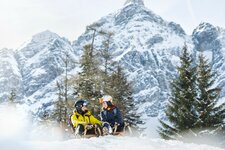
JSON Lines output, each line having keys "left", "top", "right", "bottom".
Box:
{"left": 0, "top": 105, "right": 222, "bottom": 150}
{"left": 23, "top": 137, "right": 223, "bottom": 150}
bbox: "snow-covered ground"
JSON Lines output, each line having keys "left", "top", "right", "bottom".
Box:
{"left": 2, "top": 135, "right": 223, "bottom": 150}
{"left": 0, "top": 105, "right": 223, "bottom": 150}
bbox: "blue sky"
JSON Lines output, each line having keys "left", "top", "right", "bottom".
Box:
{"left": 0, "top": 0, "right": 225, "bottom": 49}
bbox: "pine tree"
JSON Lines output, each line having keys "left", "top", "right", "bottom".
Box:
{"left": 54, "top": 81, "right": 67, "bottom": 124}
{"left": 196, "top": 53, "right": 224, "bottom": 128}
{"left": 195, "top": 53, "right": 225, "bottom": 142}
{"left": 98, "top": 31, "right": 116, "bottom": 94}
{"left": 46, "top": 81, "right": 71, "bottom": 134}
{"left": 8, "top": 90, "right": 16, "bottom": 103}
{"left": 78, "top": 45, "right": 100, "bottom": 95}
{"left": 159, "top": 44, "right": 198, "bottom": 139}
{"left": 74, "top": 27, "right": 103, "bottom": 116}
{"left": 63, "top": 53, "right": 69, "bottom": 113}
{"left": 108, "top": 65, "right": 142, "bottom": 128}
{"left": 76, "top": 44, "right": 102, "bottom": 115}
{"left": 8, "top": 89, "right": 17, "bottom": 106}
{"left": 73, "top": 27, "right": 142, "bottom": 126}
{"left": 61, "top": 53, "right": 76, "bottom": 122}
{"left": 50, "top": 53, "right": 75, "bottom": 130}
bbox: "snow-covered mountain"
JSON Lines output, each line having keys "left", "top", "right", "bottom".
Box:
{"left": 0, "top": 0, "right": 225, "bottom": 133}
{"left": 0, "top": 48, "right": 23, "bottom": 102}
{"left": 72, "top": 0, "right": 194, "bottom": 118}
{"left": 23, "top": 31, "right": 79, "bottom": 113}
{"left": 16, "top": 30, "right": 77, "bottom": 98}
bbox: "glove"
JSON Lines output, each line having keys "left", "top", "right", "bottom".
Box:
{"left": 85, "top": 123, "right": 93, "bottom": 130}
{"left": 114, "top": 122, "right": 120, "bottom": 126}
{"left": 102, "top": 122, "right": 110, "bottom": 128}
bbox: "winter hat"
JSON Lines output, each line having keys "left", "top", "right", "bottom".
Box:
{"left": 74, "top": 99, "right": 89, "bottom": 108}
{"left": 99, "top": 95, "right": 113, "bottom": 103}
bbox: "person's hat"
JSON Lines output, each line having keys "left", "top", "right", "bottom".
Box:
{"left": 74, "top": 99, "right": 89, "bottom": 108}
{"left": 99, "top": 95, "right": 113, "bottom": 103}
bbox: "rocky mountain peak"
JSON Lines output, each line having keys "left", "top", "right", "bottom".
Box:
{"left": 193, "top": 22, "right": 217, "bottom": 34}
{"left": 192, "top": 22, "right": 219, "bottom": 51}
{"left": 31, "top": 30, "right": 60, "bottom": 43}
{"left": 124, "top": 0, "right": 145, "bottom": 7}
{"left": 0, "top": 48, "right": 13, "bottom": 53}
{"left": 16, "top": 30, "right": 63, "bottom": 60}
{"left": 113, "top": 0, "right": 166, "bottom": 27}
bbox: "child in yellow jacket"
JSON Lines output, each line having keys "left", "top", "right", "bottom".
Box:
{"left": 71, "top": 99, "right": 102, "bottom": 136}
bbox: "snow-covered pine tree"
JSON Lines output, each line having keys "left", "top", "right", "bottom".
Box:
{"left": 196, "top": 53, "right": 224, "bottom": 128}
{"left": 158, "top": 44, "right": 198, "bottom": 139}
{"left": 98, "top": 31, "right": 116, "bottom": 94}
{"left": 50, "top": 53, "right": 75, "bottom": 129}
{"left": 63, "top": 53, "right": 70, "bottom": 116}
{"left": 61, "top": 53, "right": 76, "bottom": 121}
{"left": 39, "top": 81, "right": 66, "bottom": 124}
{"left": 195, "top": 53, "right": 225, "bottom": 144}
{"left": 76, "top": 44, "right": 102, "bottom": 115}
{"left": 8, "top": 89, "right": 17, "bottom": 106}
{"left": 108, "top": 65, "right": 142, "bottom": 128}
{"left": 54, "top": 81, "right": 67, "bottom": 124}
{"left": 74, "top": 27, "right": 142, "bottom": 125}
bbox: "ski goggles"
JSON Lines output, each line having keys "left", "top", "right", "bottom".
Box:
{"left": 83, "top": 101, "right": 89, "bottom": 107}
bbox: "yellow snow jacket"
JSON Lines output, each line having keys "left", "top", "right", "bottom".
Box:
{"left": 71, "top": 111, "right": 102, "bottom": 127}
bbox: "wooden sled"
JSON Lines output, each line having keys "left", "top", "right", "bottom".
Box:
{"left": 74, "top": 124, "right": 102, "bottom": 138}
{"left": 112, "top": 122, "right": 133, "bottom": 136}
{"left": 102, "top": 122, "right": 133, "bottom": 136}
{"left": 72, "top": 122, "right": 133, "bottom": 138}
